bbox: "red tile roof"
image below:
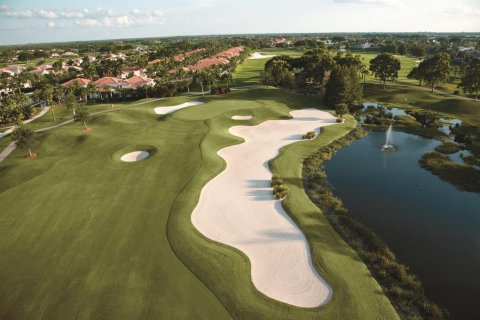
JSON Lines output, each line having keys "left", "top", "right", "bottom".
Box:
{"left": 125, "top": 75, "right": 154, "bottom": 89}
{"left": 62, "top": 78, "right": 91, "bottom": 87}
{"left": 148, "top": 48, "right": 206, "bottom": 65}
{"left": 189, "top": 46, "right": 244, "bottom": 71}
{"left": 94, "top": 77, "right": 122, "bottom": 86}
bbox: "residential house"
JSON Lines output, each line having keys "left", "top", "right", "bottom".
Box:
{"left": 62, "top": 78, "right": 91, "bottom": 88}
{"left": 1, "top": 65, "right": 26, "bottom": 76}
{"left": 120, "top": 66, "right": 145, "bottom": 79}
{"left": 124, "top": 75, "right": 155, "bottom": 89}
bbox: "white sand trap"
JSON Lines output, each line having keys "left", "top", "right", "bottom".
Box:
{"left": 120, "top": 151, "right": 150, "bottom": 162}
{"left": 231, "top": 115, "right": 253, "bottom": 120}
{"left": 154, "top": 101, "right": 204, "bottom": 115}
{"left": 192, "top": 109, "right": 337, "bottom": 307}
{"left": 248, "top": 52, "right": 277, "bottom": 60}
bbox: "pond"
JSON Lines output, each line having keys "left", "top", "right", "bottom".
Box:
{"left": 362, "top": 102, "right": 408, "bottom": 117}
{"left": 438, "top": 118, "right": 462, "bottom": 136}
{"left": 324, "top": 130, "right": 480, "bottom": 320}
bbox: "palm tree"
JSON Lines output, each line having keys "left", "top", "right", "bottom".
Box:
{"left": 102, "top": 85, "right": 112, "bottom": 101}
{"left": 86, "top": 82, "right": 97, "bottom": 104}
{"left": 65, "top": 92, "right": 78, "bottom": 115}
{"left": 138, "top": 84, "right": 149, "bottom": 98}
{"left": 11, "top": 122, "right": 36, "bottom": 158}
{"left": 34, "top": 84, "right": 55, "bottom": 121}
{"left": 74, "top": 105, "right": 90, "bottom": 129}
{"left": 52, "top": 85, "right": 65, "bottom": 105}
{"left": 222, "top": 71, "right": 233, "bottom": 88}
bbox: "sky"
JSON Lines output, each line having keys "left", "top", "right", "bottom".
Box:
{"left": 0, "top": 0, "right": 479, "bottom": 45}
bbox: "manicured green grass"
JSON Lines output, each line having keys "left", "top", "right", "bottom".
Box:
{"left": 0, "top": 50, "right": 401, "bottom": 320}
{"left": 0, "top": 87, "right": 399, "bottom": 319}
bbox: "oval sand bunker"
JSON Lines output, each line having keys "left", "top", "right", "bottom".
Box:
{"left": 232, "top": 115, "right": 253, "bottom": 120}
{"left": 120, "top": 151, "right": 150, "bottom": 162}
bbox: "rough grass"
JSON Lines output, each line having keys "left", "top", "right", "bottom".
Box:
{"left": 435, "top": 142, "right": 460, "bottom": 154}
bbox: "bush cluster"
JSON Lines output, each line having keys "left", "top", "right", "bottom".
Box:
{"left": 302, "top": 131, "right": 316, "bottom": 140}
{"left": 210, "top": 87, "right": 231, "bottom": 95}
{"left": 271, "top": 175, "right": 288, "bottom": 199}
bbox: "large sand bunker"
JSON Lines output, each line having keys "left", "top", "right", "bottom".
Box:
{"left": 248, "top": 52, "right": 277, "bottom": 60}
{"left": 191, "top": 109, "right": 337, "bottom": 307}
{"left": 154, "top": 101, "right": 204, "bottom": 115}
{"left": 120, "top": 151, "right": 150, "bottom": 162}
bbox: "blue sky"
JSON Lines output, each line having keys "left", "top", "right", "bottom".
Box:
{"left": 0, "top": 0, "right": 479, "bottom": 45}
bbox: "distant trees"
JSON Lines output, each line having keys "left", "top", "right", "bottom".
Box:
{"left": 458, "top": 58, "right": 480, "bottom": 100}
{"left": 369, "top": 53, "right": 401, "bottom": 89}
{"left": 11, "top": 122, "right": 36, "bottom": 158}
{"left": 409, "top": 46, "right": 426, "bottom": 58}
{"left": 325, "top": 65, "right": 363, "bottom": 107}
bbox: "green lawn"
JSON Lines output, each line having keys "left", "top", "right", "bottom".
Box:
{"left": 0, "top": 50, "right": 402, "bottom": 320}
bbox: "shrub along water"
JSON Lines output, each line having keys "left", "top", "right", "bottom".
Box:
{"left": 303, "top": 128, "right": 449, "bottom": 320}
{"left": 419, "top": 152, "right": 480, "bottom": 193}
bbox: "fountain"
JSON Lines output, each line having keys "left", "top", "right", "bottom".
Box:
{"left": 381, "top": 124, "right": 395, "bottom": 151}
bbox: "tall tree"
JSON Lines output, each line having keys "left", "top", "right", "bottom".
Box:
{"left": 325, "top": 65, "right": 363, "bottom": 107}
{"left": 407, "top": 66, "right": 424, "bottom": 86}
{"left": 458, "top": 58, "right": 480, "bottom": 100}
{"left": 369, "top": 53, "right": 401, "bottom": 89}
{"left": 11, "top": 122, "right": 36, "bottom": 157}
{"left": 262, "top": 59, "right": 295, "bottom": 87}
{"left": 298, "top": 49, "right": 334, "bottom": 86}
{"left": 418, "top": 52, "right": 451, "bottom": 92}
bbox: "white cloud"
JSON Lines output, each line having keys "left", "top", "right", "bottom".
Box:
{"left": 76, "top": 18, "right": 101, "bottom": 27}
{"left": 61, "top": 10, "right": 85, "bottom": 18}
{"left": 3, "top": 6, "right": 164, "bottom": 28}
{"left": 102, "top": 15, "right": 131, "bottom": 27}
{"left": 37, "top": 10, "right": 58, "bottom": 19}
{"left": 0, "top": 4, "right": 9, "bottom": 11}
{"left": 440, "top": 5, "right": 480, "bottom": 16}
{"left": 332, "top": 0, "right": 402, "bottom": 6}
{"left": 5, "top": 10, "right": 34, "bottom": 18}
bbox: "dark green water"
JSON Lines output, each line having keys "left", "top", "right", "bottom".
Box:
{"left": 325, "top": 131, "right": 480, "bottom": 320}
